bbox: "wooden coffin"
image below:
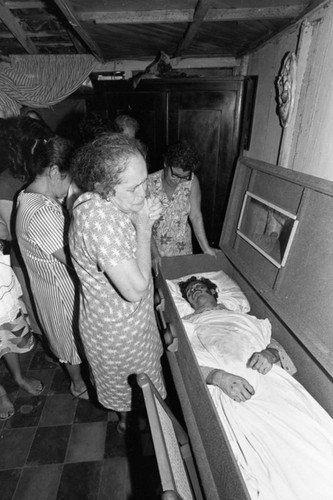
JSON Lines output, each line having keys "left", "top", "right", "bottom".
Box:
{"left": 154, "top": 156, "right": 333, "bottom": 500}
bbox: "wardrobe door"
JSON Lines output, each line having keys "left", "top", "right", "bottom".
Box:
{"left": 95, "top": 82, "right": 167, "bottom": 171}
{"left": 168, "top": 80, "right": 245, "bottom": 250}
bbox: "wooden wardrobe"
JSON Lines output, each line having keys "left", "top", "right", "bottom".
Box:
{"left": 91, "top": 77, "right": 256, "bottom": 250}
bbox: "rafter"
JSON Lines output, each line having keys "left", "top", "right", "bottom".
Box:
{"left": 174, "top": 0, "right": 214, "bottom": 58}
{"left": 66, "top": 26, "right": 86, "bottom": 54}
{"left": 51, "top": 0, "right": 104, "bottom": 62}
{"left": 81, "top": 5, "right": 305, "bottom": 24}
{"left": 0, "top": 31, "right": 64, "bottom": 38}
{"left": 5, "top": 1, "right": 44, "bottom": 8}
{"left": 0, "top": 0, "right": 38, "bottom": 53}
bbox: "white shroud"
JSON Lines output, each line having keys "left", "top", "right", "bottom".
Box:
{"left": 183, "top": 309, "right": 333, "bottom": 500}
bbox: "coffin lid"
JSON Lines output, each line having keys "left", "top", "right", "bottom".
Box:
{"left": 219, "top": 156, "right": 333, "bottom": 379}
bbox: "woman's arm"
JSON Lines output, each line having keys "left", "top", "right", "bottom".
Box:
{"left": 101, "top": 198, "right": 162, "bottom": 302}
{"left": 52, "top": 246, "right": 73, "bottom": 267}
{"left": 151, "top": 236, "right": 161, "bottom": 276}
{"left": 0, "top": 217, "right": 9, "bottom": 240}
{"left": 0, "top": 200, "right": 13, "bottom": 240}
{"left": 189, "top": 175, "right": 217, "bottom": 257}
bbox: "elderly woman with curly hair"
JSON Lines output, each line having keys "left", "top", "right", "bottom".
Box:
{"left": 148, "top": 140, "right": 217, "bottom": 265}
{"left": 68, "top": 133, "right": 166, "bottom": 433}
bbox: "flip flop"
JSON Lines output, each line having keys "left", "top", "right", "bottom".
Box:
{"left": 70, "top": 383, "right": 89, "bottom": 400}
{"left": 116, "top": 418, "right": 147, "bottom": 435}
{"left": 116, "top": 422, "right": 127, "bottom": 435}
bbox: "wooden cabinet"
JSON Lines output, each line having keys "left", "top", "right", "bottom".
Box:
{"left": 91, "top": 84, "right": 167, "bottom": 171}
{"left": 93, "top": 78, "right": 254, "bottom": 250}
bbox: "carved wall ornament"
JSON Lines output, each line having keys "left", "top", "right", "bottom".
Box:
{"left": 277, "top": 52, "right": 297, "bottom": 128}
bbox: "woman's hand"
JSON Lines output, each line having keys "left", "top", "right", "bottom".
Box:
{"left": 247, "top": 349, "right": 275, "bottom": 374}
{"left": 131, "top": 197, "right": 162, "bottom": 229}
{"left": 151, "top": 237, "right": 162, "bottom": 276}
{"left": 204, "top": 246, "right": 218, "bottom": 258}
{"left": 146, "top": 196, "right": 163, "bottom": 224}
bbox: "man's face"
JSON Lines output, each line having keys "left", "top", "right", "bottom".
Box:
{"left": 185, "top": 280, "right": 217, "bottom": 310}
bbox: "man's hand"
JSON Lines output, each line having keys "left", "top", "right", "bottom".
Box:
{"left": 210, "top": 370, "right": 255, "bottom": 402}
{"left": 247, "top": 349, "right": 276, "bottom": 374}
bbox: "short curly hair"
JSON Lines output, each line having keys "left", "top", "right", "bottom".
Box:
{"left": 178, "top": 276, "right": 218, "bottom": 302}
{"left": 77, "top": 112, "right": 114, "bottom": 145}
{"left": 70, "top": 132, "right": 145, "bottom": 199}
{"left": 113, "top": 115, "right": 140, "bottom": 135}
{"left": 164, "top": 141, "right": 200, "bottom": 173}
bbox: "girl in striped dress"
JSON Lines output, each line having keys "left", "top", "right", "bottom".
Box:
{"left": 15, "top": 136, "right": 87, "bottom": 399}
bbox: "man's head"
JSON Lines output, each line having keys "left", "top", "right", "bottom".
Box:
{"left": 179, "top": 277, "right": 218, "bottom": 310}
{"left": 113, "top": 115, "right": 140, "bottom": 139}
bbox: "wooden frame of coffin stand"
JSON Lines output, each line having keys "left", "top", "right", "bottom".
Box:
{"left": 137, "top": 373, "right": 203, "bottom": 500}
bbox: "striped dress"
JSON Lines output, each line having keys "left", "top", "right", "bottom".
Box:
{"left": 16, "top": 192, "right": 82, "bottom": 364}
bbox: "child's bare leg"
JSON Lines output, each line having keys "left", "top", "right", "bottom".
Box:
{"left": 3, "top": 352, "right": 44, "bottom": 395}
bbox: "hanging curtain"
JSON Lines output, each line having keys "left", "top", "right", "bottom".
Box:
{"left": 0, "top": 54, "right": 99, "bottom": 116}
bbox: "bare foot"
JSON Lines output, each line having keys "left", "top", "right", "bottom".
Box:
{"left": 17, "top": 377, "right": 44, "bottom": 396}
{"left": 0, "top": 386, "right": 14, "bottom": 420}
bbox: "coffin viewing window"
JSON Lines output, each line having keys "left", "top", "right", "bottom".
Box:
{"left": 237, "top": 192, "right": 298, "bottom": 268}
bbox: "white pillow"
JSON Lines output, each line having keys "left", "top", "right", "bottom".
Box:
{"left": 166, "top": 270, "right": 250, "bottom": 318}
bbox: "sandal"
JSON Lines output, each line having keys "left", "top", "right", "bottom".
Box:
{"left": 116, "top": 422, "right": 127, "bottom": 435}
{"left": 70, "top": 383, "right": 89, "bottom": 400}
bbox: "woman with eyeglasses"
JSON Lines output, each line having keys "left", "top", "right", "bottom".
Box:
{"left": 148, "top": 140, "right": 217, "bottom": 268}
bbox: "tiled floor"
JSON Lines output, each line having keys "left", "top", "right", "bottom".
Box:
{"left": 0, "top": 342, "right": 161, "bottom": 500}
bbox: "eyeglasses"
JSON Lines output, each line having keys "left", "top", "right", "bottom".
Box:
{"left": 169, "top": 165, "right": 192, "bottom": 181}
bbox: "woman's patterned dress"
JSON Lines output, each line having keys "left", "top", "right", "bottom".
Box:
{"left": 148, "top": 170, "right": 193, "bottom": 256}
{"left": 69, "top": 192, "right": 166, "bottom": 411}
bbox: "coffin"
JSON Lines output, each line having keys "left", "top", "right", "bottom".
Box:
{"left": 154, "top": 156, "right": 333, "bottom": 500}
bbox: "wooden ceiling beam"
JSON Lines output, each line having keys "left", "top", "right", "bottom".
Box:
{"left": 66, "top": 27, "right": 86, "bottom": 54}
{"left": 83, "top": 5, "right": 305, "bottom": 24}
{"left": 94, "top": 56, "right": 239, "bottom": 73}
{"left": 174, "top": 0, "right": 214, "bottom": 58}
{"left": 51, "top": 0, "right": 104, "bottom": 61}
{"left": 0, "top": 0, "right": 38, "bottom": 53}
{"left": 0, "top": 31, "right": 66, "bottom": 38}
{"left": 33, "top": 41, "right": 72, "bottom": 47}
{"left": 5, "top": 1, "right": 44, "bottom": 8}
